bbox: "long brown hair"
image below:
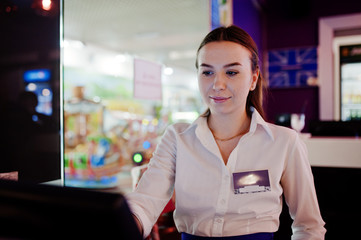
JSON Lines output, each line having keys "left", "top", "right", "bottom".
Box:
{"left": 196, "top": 25, "right": 267, "bottom": 119}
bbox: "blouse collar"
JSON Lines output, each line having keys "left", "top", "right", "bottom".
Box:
{"left": 183, "top": 107, "right": 274, "bottom": 141}
{"left": 248, "top": 107, "right": 274, "bottom": 141}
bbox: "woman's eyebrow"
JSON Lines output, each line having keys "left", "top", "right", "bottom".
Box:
{"left": 199, "top": 62, "right": 243, "bottom": 68}
{"left": 199, "top": 63, "right": 213, "bottom": 68}
{"left": 224, "top": 62, "right": 242, "bottom": 68}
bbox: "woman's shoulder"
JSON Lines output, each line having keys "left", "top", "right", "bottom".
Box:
{"left": 266, "top": 121, "right": 299, "bottom": 141}
{"left": 166, "top": 122, "right": 193, "bottom": 135}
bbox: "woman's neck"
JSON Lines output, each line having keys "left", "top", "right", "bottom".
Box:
{"left": 207, "top": 110, "right": 251, "bottom": 140}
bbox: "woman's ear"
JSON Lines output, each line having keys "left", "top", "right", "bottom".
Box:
{"left": 250, "top": 70, "right": 259, "bottom": 91}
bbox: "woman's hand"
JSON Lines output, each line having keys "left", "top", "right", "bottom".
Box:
{"left": 132, "top": 214, "right": 144, "bottom": 237}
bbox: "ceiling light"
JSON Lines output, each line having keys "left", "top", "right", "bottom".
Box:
{"left": 164, "top": 67, "right": 174, "bottom": 75}
{"left": 63, "top": 39, "right": 85, "bottom": 49}
{"left": 42, "top": 0, "right": 52, "bottom": 11}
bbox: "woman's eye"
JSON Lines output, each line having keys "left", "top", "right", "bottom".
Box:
{"left": 202, "top": 71, "right": 213, "bottom": 76}
{"left": 226, "top": 71, "right": 238, "bottom": 76}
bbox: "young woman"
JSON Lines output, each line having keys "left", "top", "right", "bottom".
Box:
{"left": 127, "top": 25, "right": 326, "bottom": 240}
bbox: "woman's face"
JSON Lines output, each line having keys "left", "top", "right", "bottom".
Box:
{"left": 197, "top": 41, "right": 258, "bottom": 117}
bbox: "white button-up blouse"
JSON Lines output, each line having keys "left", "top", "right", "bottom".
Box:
{"left": 126, "top": 108, "right": 326, "bottom": 239}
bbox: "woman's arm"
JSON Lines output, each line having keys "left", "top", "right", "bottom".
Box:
{"left": 126, "top": 126, "right": 177, "bottom": 238}
{"left": 281, "top": 133, "right": 326, "bottom": 240}
{"left": 132, "top": 214, "right": 144, "bottom": 236}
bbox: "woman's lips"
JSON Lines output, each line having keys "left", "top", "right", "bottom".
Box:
{"left": 210, "top": 96, "right": 231, "bottom": 103}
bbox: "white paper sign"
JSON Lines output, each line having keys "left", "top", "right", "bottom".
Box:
{"left": 134, "top": 58, "right": 162, "bottom": 101}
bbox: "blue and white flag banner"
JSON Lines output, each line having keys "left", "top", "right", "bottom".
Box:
{"left": 267, "top": 47, "right": 317, "bottom": 88}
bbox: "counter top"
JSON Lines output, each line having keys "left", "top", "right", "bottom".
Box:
{"left": 302, "top": 135, "right": 361, "bottom": 168}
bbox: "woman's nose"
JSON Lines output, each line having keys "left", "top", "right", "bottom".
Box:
{"left": 212, "top": 74, "right": 226, "bottom": 91}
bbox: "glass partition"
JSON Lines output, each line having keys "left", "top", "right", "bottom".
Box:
{"left": 62, "top": 0, "right": 209, "bottom": 190}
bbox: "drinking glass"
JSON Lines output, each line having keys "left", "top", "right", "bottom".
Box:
{"left": 291, "top": 113, "right": 305, "bottom": 133}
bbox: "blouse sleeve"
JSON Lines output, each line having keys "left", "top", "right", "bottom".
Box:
{"left": 126, "top": 126, "right": 177, "bottom": 238}
{"left": 281, "top": 133, "right": 326, "bottom": 240}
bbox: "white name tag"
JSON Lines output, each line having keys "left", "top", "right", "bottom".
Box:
{"left": 232, "top": 170, "right": 271, "bottom": 194}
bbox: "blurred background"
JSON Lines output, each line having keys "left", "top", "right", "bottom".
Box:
{"left": 1, "top": 0, "right": 361, "bottom": 239}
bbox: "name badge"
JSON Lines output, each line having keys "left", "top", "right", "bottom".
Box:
{"left": 233, "top": 170, "right": 271, "bottom": 194}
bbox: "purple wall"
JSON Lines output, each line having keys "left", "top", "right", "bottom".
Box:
{"left": 232, "top": 0, "right": 263, "bottom": 63}
{"left": 262, "top": 0, "right": 361, "bottom": 50}
{"left": 233, "top": 0, "right": 361, "bottom": 53}
{"left": 265, "top": 87, "right": 319, "bottom": 132}
{"left": 232, "top": 0, "right": 361, "bottom": 132}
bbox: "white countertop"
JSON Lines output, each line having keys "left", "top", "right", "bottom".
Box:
{"left": 302, "top": 135, "right": 361, "bottom": 168}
